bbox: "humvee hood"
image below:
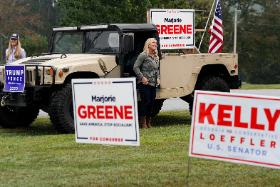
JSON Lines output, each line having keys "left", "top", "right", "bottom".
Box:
{"left": 10, "top": 54, "right": 116, "bottom": 67}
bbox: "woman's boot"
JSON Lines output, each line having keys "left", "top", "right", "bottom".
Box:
{"left": 139, "top": 116, "right": 148, "bottom": 128}
{"left": 146, "top": 116, "right": 152, "bottom": 128}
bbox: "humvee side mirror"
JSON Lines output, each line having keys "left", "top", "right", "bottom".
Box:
{"left": 122, "top": 34, "right": 134, "bottom": 54}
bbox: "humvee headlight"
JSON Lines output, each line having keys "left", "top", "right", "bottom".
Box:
{"left": 58, "top": 70, "right": 64, "bottom": 78}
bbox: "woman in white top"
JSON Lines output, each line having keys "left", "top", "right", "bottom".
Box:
{"left": 6, "top": 33, "right": 26, "bottom": 63}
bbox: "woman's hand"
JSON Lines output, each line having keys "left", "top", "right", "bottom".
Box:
{"left": 157, "top": 78, "right": 160, "bottom": 86}
{"left": 142, "top": 77, "right": 149, "bottom": 85}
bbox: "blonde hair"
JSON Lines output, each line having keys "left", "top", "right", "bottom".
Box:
{"left": 143, "top": 38, "right": 159, "bottom": 62}
{"left": 6, "top": 39, "right": 23, "bottom": 60}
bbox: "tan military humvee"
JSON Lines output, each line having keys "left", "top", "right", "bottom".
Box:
{"left": 0, "top": 24, "right": 240, "bottom": 133}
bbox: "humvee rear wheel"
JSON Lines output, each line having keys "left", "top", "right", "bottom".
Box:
{"left": 49, "top": 83, "right": 74, "bottom": 133}
{"left": 189, "top": 76, "right": 230, "bottom": 114}
{"left": 151, "top": 99, "right": 164, "bottom": 117}
{"left": 0, "top": 105, "right": 39, "bottom": 128}
{"left": 198, "top": 76, "right": 230, "bottom": 92}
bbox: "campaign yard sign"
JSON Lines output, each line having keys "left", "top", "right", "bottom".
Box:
{"left": 72, "top": 78, "right": 139, "bottom": 146}
{"left": 4, "top": 65, "right": 25, "bottom": 93}
{"left": 189, "top": 91, "right": 280, "bottom": 169}
{"left": 149, "top": 9, "right": 195, "bottom": 49}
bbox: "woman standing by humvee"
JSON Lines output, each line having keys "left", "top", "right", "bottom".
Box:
{"left": 133, "top": 38, "right": 160, "bottom": 128}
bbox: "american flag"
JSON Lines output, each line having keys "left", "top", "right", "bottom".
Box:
{"left": 208, "top": 0, "right": 223, "bottom": 53}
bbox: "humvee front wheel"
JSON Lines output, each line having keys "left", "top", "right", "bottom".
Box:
{"left": 49, "top": 83, "right": 74, "bottom": 133}
{"left": 189, "top": 76, "right": 230, "bottom": 114}
{"left": 0, "top": 105, "right": 39, "bottom": 128}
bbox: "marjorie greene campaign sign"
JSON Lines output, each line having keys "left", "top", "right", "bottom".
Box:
{"left": 189, "top": 91, "right": 280, "bottom": 169}
{"left": 72, "top": 78, "right": 139, "bottom": 146}
{"left": 149, "top": 9, "right": 195, "bottom": 49}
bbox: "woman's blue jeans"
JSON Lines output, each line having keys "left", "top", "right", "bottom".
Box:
{"left": 137, "top": 84, "right": 156, "bottom": 117}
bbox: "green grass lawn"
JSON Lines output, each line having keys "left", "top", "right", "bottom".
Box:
{"left": 0, "top": 111, "right": 280, "bottom": 186}
{"left": 241, "top": 83, "right": 280, "bottom": 90}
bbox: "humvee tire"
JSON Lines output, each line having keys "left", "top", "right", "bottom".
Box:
{"left": 49, "top": 83, "right": 74, "bottom": 133}
{"left": 189, "top": 76, "right": 230, "bottom": 114}
{"left": 198, "top": 76, "right": 230, "bottom": 92}
{"left": 0, "top": 104, "right": 39, "bottom": 128}
{"left": 151, "top": 99, "right": 165, "bottom": 117}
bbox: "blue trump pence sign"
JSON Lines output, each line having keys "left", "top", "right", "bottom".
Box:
{"left": 4, "top": 65, "right": 25, "bottom": 92}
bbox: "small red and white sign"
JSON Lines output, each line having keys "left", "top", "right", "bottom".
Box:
{"left": 189, "top": 91, "right": 280, "bottom": 169}
{"left": 72, "top": 78, "right": 139, "bottom": 146}
{"left": 149, "top": 9, "right": 195, "bottom": 49}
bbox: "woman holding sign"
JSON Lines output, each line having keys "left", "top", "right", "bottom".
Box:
{"left": 5, "top": 33, "right": 26, "bottom": 63}
{"left": 133, "top": 38, "right": 160, "bottom": 128}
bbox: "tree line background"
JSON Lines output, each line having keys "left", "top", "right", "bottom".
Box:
{"left": 0, "top": 0, "right": 279, "bottom": 84}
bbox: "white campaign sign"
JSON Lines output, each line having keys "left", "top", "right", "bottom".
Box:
{"left": 189, "top": 91, "right": 280, "bottom": 169}
{"left": 149, "top": 9, "right": 195, "bottom": 49}
{"left": 72, "top": 78, "right": 139, "bottom": 146}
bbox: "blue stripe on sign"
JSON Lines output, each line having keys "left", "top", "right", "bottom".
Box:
{"left": 112, "top": 81, "right": 133, "bottom": 84}
{"left": 77, "top": 137, "right": 88, "bottom": 140}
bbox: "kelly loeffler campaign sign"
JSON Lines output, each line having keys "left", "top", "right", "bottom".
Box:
{"left": 72, "top": 78, "right": 139, "bottom": 146}
{"left": 189, "top": 91, "right": 280, "bottom": 169}
{"left": 149, "top": 9, "right": 195, "bottom": 49}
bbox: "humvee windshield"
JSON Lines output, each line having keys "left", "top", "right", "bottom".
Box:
{"left": 53, "top": 32, "right": 83, "bottom": 53}
{"left": 52, "top": 30, "right": 120, "bottom": 54}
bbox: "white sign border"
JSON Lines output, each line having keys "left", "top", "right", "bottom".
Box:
{"left": 149, "top": 9, "right": 195, "bottom": 49}
{"left": 72, "top": 78, "right": 140, "bottom": 146}
{"left": 189, "top": 90, "right": 280, "bottom": 169}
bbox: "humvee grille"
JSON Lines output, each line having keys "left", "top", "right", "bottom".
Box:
{"left": 26, "top": 70, "right": 33, "bottom": 84}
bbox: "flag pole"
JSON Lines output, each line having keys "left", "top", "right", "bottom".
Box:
{"left": 198, "top": 0, "right": 217, "bottom": 51}
{"left": 233, "top": 8, "right": 240, "bottom": 54}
